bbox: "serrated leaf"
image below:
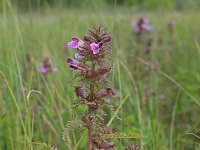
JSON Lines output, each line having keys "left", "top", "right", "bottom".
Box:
{"left": 97, "top": 131, "right": 143, "bottom": 141}
{"left": 62, "top": 120, "right": 86, "bottom": 142}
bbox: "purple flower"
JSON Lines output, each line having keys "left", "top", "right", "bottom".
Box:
{"left": 67, "top": 58, "right": 80, "bottom": 70}
{"left": 63, "top": 43, "right": 68, "bottom": 50}
{"left": 142, "top": 23, "right": 153, "bottom": 31}
{"left": 67, "top": 58, "right": 91, "bottom": 72}
{"left": 75, "top": 50, "right": 88, "bottom": 59}
{"left": 132, "top": 18, "right": 153, "bottom": 33}
{"left": 39, "top": 58, "right": 57, "bottom": 75}
{"left": 90, "top": 42, "right": 100, "bottom": 54}
{"left": 39, "top": 63, "right": 48, "bottom": 74}
{"left": 68, "top": 37, "right": 84, "bottom": 49}
{"left": 132, "top": 22, "right": 141, "bottom": 33}
{"left": 75, "top": 53, "right": 81, "bottom": 59}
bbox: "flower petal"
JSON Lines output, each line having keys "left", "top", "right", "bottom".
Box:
{"left": 75, "top": 53, "right": 81, "bottom": 59}
{"left": 68, "top": 41, "right": 79, "bottom": 48}
{"left": 90, "top": 43, "right": 100, "bottom": 54}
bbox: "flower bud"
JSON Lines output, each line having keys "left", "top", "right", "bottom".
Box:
{"left": 94, "top": 66, "right": 113, "bottom": 76}
{"left": 95, "top": 88, "right": 112, "bottom": 99}
{"left": 83, "top": 35, "right": 96, "bottom": 44}
{"left": 67, "top": 58, "right": 90, "bottom": 72}
{"left": 110, "top": 88, "right": 119, "bottom": 99}
{"left": 74, "top": 86, "right": 86, "bottom": 98}
{"left": 39, "top": 58, "right": 57, "bottom": 74}
{"left": 102, "top": 125, "right": 113, "bottom": 134}
{"left": 101, "top": 35, "right": 111, "bottom": 44}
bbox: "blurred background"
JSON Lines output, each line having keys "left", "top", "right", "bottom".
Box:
{"left": 1, "top": 0, "right": 200, "bottom": 11}
{"left": 0, "top": 0, "right": 200, "bottom": 150}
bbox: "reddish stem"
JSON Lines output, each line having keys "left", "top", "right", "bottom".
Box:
{"left": 87, "top": 62, "right": 96, "bottom": 150}
{"left": 88, "top": 128, "right": 93, "bottom": 150}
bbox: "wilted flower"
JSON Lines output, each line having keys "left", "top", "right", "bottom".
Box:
{"left": 94, "top": 66, "right": 113, "bottom": 76}
{"left": 97, "top": 142, "right": 116, "bottom": 149}
{"left": 39, "top": 58, "right": 57, "bottom": 75}
{"left": 74, "top": 86, "right": 86, "bottom": 98}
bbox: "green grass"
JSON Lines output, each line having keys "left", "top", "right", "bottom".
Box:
{"left": 0, "top": 1, "right": 200, "bottom": 149}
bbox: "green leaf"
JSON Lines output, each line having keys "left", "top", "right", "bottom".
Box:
{"left": 62, "top": 120, "right": 86, "bottom": 142}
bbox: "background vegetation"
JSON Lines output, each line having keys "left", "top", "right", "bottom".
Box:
{"left": 1, "top": 0, "right": 200, "bottom": 11}
{"left": 0, "top": 0, "right": 200, "bottom": 149}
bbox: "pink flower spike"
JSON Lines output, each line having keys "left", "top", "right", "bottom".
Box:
{"left": 90, "top": 43, "right": 100, "bottom": 54}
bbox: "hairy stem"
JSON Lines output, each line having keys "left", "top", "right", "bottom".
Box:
{"left": 88, "top": 62, "right": 95, "bottom": 150}
{"left": 88, "top": 128, "right": 93, "bottom": 150}
{"left": 89, "top": 62, "right": 95, "bottom": 101}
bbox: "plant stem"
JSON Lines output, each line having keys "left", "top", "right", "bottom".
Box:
{"left": 89, "top": 62, "right": 95, "bottom": 101}
{"left": 88, "top": 62, "right": 95, "bottom": 150}
{"left": 88, "top": 128, "right": 93, "bottom": 150}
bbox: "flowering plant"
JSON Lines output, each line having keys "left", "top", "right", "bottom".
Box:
{"left": 63, "top": 25, "right": 141, "bottom": 150}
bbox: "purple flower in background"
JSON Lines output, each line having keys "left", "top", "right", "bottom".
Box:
{"left": 39, "top": 64, "right": 48, "bottom": 74}
{"left": 39, "top": 58, "right": 57, "bottom": 75}
{"left": 90, "top": 42, "right": 100, "bottom": 54}
{"left": 63, "top": 43, "right": 68, "bottom": 53}
{"left": 142, "top": 18, "right": 153, "bottom": 31}
{"left": 132, "top": 22, "right": 141, "bottom": 33}
{"left": 63, "top": 43, "right": 68, "bottom": 50}
{"left": 132, "top": 18, "right": 153, "bottom": 34}
{"left": 68, "top": 37, "right": 84, "bottom": 49}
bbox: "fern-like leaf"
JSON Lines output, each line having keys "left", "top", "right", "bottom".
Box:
{"left": 62, "top": 120, "right": 86, "bottom": 142}
{"left": 97, "top": 132, "right": 143, "bottom": 141}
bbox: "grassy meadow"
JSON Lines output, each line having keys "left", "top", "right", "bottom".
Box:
{"left": 0, "top": 1, "right": 200, "bottom": 150}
